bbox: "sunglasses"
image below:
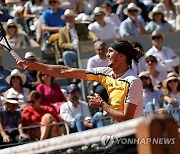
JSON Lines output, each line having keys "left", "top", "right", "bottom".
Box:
{"left": 7, "top": 26, "right": 17, "bottom": 29}
{"left": 11, "top": 76, "right": 21, "bottom": 80}
{"left": 168, "top": 79, "right": 178, "bottom": 83}
{"left": 146, "top": 59, "right": 156, "bottom": 63}
{"left": 28, "top": 100, "right": 35, "bottom": 103}
{"left": 49, "top": 0, "right": 57, "bottom": 4}
{"left": 140, "top": 76, "right": 150, "bottom": 80}
{"left": 152, "top": 36, "right": 162, "bottom": 40}
{"left": 128, "top": 9, "right": 138, "bottom": 12}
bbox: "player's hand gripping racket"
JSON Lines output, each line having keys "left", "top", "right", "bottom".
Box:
{"left": 0, "top": 22, "right": 27, "bottom": 69}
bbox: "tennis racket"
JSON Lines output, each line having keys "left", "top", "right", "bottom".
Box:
{"left": 0, "top": 22, "right": 27, "bottom": 69}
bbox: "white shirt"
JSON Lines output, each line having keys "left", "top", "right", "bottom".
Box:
{"left": 119, "top": 69, "right": 143, "bottom": 118}
{"left": 88, "top": 21, "right": 117, "bottom": 40}
{"left": 69, "top": 26, "right": 79, "bottom": 45}
{"left": 60, "top": 100, "right": 92, "bottom": 122}
{"left": 104, "top": 13, "right": 121, "bottom": 31}
{"left": 87, "top": 55, "right": 108, "bottom": 69}
{"left": 150, "top": 71, "right": 167, "bottom": 87}
{"left": 146, "top": 46, "right": 180, "bottom": 72}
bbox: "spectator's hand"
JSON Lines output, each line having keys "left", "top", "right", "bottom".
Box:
{"left": 19, "top": 133, "right": 30, "bottom": 139}
{"left": 87, "top": 93, "right": 103, "bottom": 109}
{"left": 83, "top": 120, "right": 93, "bottom": 128}
{"left": 3, "top": 134, "right": 12, "bottom": 143}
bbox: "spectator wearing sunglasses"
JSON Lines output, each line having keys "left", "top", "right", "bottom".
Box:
{"left": 119, "top": 3, "right": 146, "bottom": 38}
{"left": 145, "top": 7, "right": 173, "bottom": 34}
{"left": 162, "top": 72, "right": 180, "bottom": 121}
{"left": 4, "top": 19, "right": 31, "bottom": 49}
{"left": 145, "top": 55, "right": 167, "bottom": 90}
{"left": 139, "top": 71, "right": 164, "bottom": 115}
{"left": 146, "top": 32, "right": 180, "bottom": 73}
{"left": 22, "top": 90, "right": 61, "bottom": 141}
{"left": 4, "top": 69, "right": 30, "bottom": 109}
{"left": 36, "top": 71, "right": 66, "bottom": 113}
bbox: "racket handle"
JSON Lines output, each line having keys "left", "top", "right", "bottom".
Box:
{"left": 10, "top": 50, "right": 28, "bottom": 69}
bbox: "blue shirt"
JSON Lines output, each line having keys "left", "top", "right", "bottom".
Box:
{"left": 120, "top": 17, "right": 145, "bottom": 37}
{"left": 0, "top": 67, "right": 11, "bottom": 94}
{"left": 41, "top": 8, "right": 65, "bottom": 27}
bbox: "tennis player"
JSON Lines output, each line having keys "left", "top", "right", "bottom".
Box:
{"left": 18, "top": 40, "right": 143, "bottom": 122}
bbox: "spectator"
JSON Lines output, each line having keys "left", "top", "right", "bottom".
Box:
{"left": 41, "top": 0, "right": 65, "bottom": 35}
{"left": 87, "top": 41, "right": 109, "bottom": 105}
{"left": 145, "top": 7, "right": 174, "bottom": 34}
{"left": 145, "top": 55, "right": 167, "bottom": 89}
{"left": 36, "top": 71, "right": 66, "bottom": 109}
{"left": 131, "top": 41, "right": 146, "bottom": 75}
{"left": 22, "top": 91, "right": 61, "bottom": 141}
{"left": 4, "top": 69, "right": 29, "bottom": 108}
{"left": 87, "top": 41, "right": 108, "bottom": 69}
{"left": 139, "top": 71, "right": 164, "bottom": 115}
{"left": 60, "top": 84, "right": 105, "bottom": 133}
{"left": 155, "top": 0, "right": 176, "bottom": 28}
{"left": 146, "top": 32, "right": 180, "bottom": 73}
{"left": 163, "top": 72, "right": 180, "bottom": 106}
{"left": 88, "top": 7, "right": 117, "bottom": 40}
{"left": 0, "top": 4, "right": 13, "bottom": 22}
{"left": 102, "top": 2, "right": 121, "bottom": 33}
{"left": 162, "top": 72, "right": 180, "bottom": 122}
{"left": 0, "top": 55, "right": 11, "bottom": 94}
{"left": 58, "top": 9, "right": 98, "bottom": 67}
{"left": 23, "top": 52, "right": 39, "bottom": 91}
{"left": 119, "top": 3, "right": 146, "bottom": 38}
{"left": 4, "top": 19, "right": 31, "bottom": 49}
{"left": 0, "top": 92, "right": 29, "bottom": 145}
{"left": 23, "top": 0, "right": 47, "bottom": 37}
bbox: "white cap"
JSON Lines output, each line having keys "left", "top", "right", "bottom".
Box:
{"left": 93, "top": 7, "right": 104, "bottom": 15}
{"left": 24, "top": 52, "right": 36, "bottom": 59}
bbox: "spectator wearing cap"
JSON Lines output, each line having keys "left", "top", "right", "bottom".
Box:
{"left": 57, "top": 9, "right": 98, "bottom": 67}
{"left": 119, "top": 3, "right": 146, "bottom": 38}
{"left": 139, "top": 71, "right": 164, "bottom": 115}
{"left": 102, "top": 2, "right": 121, "bottom": 33}
{"left": 23, "top": 52, "right": 39, "bottom": 91}
{"left": 3, "top": 19, "right": 31, "bottom": 49}
{"left": 162, "top": 72, "right": 180, "bottom": 122}
{"left": 60, "top": 84, "right": 105, "bottom": 133}
{"left": 146, "top": 32, "right": 180, "bottom": 73}
{"left": 145, "top": 7, "right": 174, "bottom": 34}
{"left": 0, "top": 54, "right": 11, "bottom": 94}
{"left": 88, "top": 7, "right": 118, "bottom": 41}
{"left": 145, "top": 55, "right": 167, "bottom": 89}
{"left": 4, "top": 69, "right": 30, "bottom": 108}
{"left": 0, "top": 92, "right": 29, "bottom": 145}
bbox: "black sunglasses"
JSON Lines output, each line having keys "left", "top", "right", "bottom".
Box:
{"left": 49, "top": 0, "right": 57, "bottom": 4}
{"left": 152, "top": 36, "right": 162, "bottom": 40}
{"left": 168, "top": 79, "right": 178, "bottom": 83}
{"left": 146, "top": 59, "right": 156, "bottom": 63}
{"left": 128, "top": 9, "right": 138, "bottom": 12}
{"left": 28, "top": 100, "right": 35, "bottom": 103}
{"left": 7, "top": 25, "right": 17, "bottom": 28}
{"left": 140, "top": 76, "right": 149, "bottom": 80}
{"left": 11, "top": 76, "right": 21, "bottom": 80}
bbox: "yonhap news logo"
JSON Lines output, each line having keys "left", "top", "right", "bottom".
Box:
{"left": 100, "top": 134, "right": 176, "bottom": 148}
{"left": 100, "top": 134, "right": 115, "bottom": 148}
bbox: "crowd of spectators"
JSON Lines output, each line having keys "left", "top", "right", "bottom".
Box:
{"left": 0, "top": 0, "right": 180, "bottom": 149}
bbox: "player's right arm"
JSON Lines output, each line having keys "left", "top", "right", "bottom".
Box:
{"left": 18, "top": 60, "right": 88, "bottom": 80}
